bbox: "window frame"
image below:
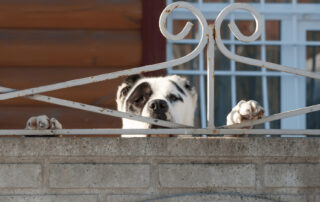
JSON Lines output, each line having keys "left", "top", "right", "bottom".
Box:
{"left": 166, "top": 0, "right": 320, "bottom": 129}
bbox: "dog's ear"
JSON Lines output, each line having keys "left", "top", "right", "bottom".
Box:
{"left": 116, "top": 74, "right": 143, "bottom": 111}
{"left": 181, "top": 77, "right": 197, "bottom": 106}
{"left": 120, "top": 74, "right": 142, "bottom": 97}
{"left": 123, "top": 74, "right": 142, "bottom": 88}
{"left": 183, "top": 80, "right": 193, "bottom": 91}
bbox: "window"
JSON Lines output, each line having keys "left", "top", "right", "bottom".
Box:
{"left": 166, "top": 0, "right": 320, "bottom": 129}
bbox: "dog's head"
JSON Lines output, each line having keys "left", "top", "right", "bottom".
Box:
{"left": 116, "top": 75, "right": 197, "bottom": 129}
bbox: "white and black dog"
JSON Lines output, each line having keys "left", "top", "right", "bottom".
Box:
{"left": 26, "top": 75, "right": 264, "bottom": 133}
{"left": 116, "top": 74, "right": 197, "bottom": 130}
{"left": 116, "top": 74, "right": 264, "bottom": 135}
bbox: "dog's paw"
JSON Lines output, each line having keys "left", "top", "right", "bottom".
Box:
{"left": 26, "top": 115, "right": 62, "bottom": 130}
{"left": 226, "top": 100, "right": 265, "bottom": 128}
{"left": 26, "top": 115, "right": 50, "bottom": 129}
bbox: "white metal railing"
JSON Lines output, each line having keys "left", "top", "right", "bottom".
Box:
{"left": 0, "top": 1, "right": 319, "bottom": 136}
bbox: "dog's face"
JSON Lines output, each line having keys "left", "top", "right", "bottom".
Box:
{"left": 116, "top": 75, "right": 197, "bottom": 129}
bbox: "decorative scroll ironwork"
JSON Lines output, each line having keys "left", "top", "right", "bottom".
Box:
{"left": 0, "top": 1, "right": 319, "bottom": 136}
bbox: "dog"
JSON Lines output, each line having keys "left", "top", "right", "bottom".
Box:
{"left": 26, "top": 75, "right": 264, "bottom": 135}
{"left": 116, "top": 74, "right": 197, "bottom": 129}
{"left": 116, "top": 74, "right": 264, "bottom": 137}
{"left": 116, "top": 74, "right": 198, "bottom": 137}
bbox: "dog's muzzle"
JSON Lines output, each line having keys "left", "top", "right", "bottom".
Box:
{"left": 148, "top": 99, "right": 168, "bottom": 115}
{"left": 148, "top": 99, "right": 169, "bottom": 128}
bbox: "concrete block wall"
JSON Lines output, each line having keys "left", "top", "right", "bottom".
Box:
{"left": 0, "top": 137, "right": 318, "bottom": 202}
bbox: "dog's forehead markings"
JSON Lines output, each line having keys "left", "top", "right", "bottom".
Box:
{"left": 169, "top": 80, "right": 186, "bottom": 95}
{"left": 125, "top": 77, "right": 189, "bottom": 103}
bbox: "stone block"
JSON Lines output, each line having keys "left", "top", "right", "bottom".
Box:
{"left": 0, "top": 164, "right": 41, "bottom": 188}
{"left": 49, "top": 163, "right": 150, "bottom": 188}
{"left": 0, "top": 195, "right": 97, "bottom": 202}
{"left": 159, "top": 164, "right": 256, "bottom": 188}
{"left": 264, "top": 163, "right": 320, "bottom": 187}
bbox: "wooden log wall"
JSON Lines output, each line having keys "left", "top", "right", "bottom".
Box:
{"left": 0, "top": 0, "right": 142, "bottom": 129}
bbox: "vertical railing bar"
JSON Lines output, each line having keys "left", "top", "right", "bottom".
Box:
{"left": 198, "top": 0, "right": 207, "bottom": 134}
{"left": 167, "top": 5, "right": 174, "bottom": 75}
{"left": 198, "top": 16, "right": 207, "bottom": 130}
{"left": 261, "top": 60, "right": 271, "bottom": 131}
{"left": 230, "top": 14, "right": 237, "bottom": 107}
{"left": 207, "top": 24, "right": 215, "bottom": 129}
{"left": 199, "top": 52, "right": 207, "bottom": 129}
{"left": 261, "top": 15, "right": 271, "bottom": 130}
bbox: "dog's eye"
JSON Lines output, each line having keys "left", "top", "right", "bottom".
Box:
{"left": 134, "top": 96, "right": 145, "bottom": 104}
{"left": 169, "top": 94, "right": 179, "bottom": 102}
{"left": 185, "top": 83, "right": 192, "bottom": 90}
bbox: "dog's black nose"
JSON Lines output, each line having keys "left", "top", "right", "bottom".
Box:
{"left": 148, "top": 99, "right": 168, "bottom": 114}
